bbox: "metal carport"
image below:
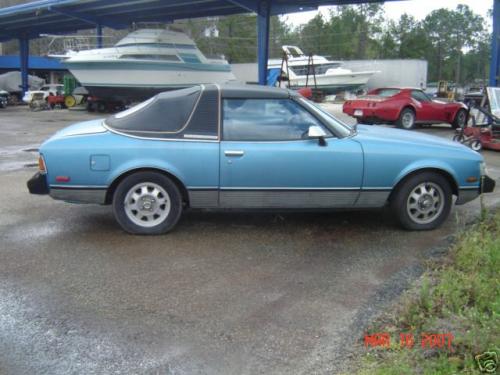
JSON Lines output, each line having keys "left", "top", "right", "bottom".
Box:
{"left": 0, "top": 0, "right": 498, "bottom": 93}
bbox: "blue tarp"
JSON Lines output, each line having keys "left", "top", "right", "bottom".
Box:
{"left": 0, "top": 55, "right": 65, "bottom": 70}
{"left": 266, "top": 68, "right": 281, "bottom": 86}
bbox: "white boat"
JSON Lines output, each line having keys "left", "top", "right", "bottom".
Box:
{"left": 59, "top": 29, "right": 236, "bottom": 100}
{"left": 268, "top": 46, "right": 377, "bottom": 94}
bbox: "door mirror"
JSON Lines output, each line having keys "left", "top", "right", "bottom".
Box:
{"left": 307, "top": 125, "right": 327, "bottom": 146}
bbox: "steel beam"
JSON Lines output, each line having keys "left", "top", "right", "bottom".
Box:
{"left": 47, "top": 6, "right": 127, "bottom": 29}
{"left": 490, "top": 0, "right": 500, "bottom": 86}
{"left": 96, "top": 23, "right": 103, "bottom": 48}
{"left": 19, "top": 37, "right": 29, "bottom": 95}
{"left": 257, "top": 0, "right": 270, "bottom": 85}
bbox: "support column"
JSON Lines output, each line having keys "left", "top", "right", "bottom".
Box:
{"left": 19, "top": 37, "right": 29, "bottom": 95}
{"left": 490, "top": 0, "right": 500, "bottom": 86}
{"left": 96, "top": 23, "right": 103, "bottom": 48}
{"left": 257, "top": 1, "right": 270, "bottom": 85}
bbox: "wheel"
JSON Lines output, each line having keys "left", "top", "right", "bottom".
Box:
{"left": 65, "top": 95, "right": 77, "bottom": 108}
{"left": 452, "top": 109, "right": 467, "bottom": 129}
{"left": 391, "top": 172, "right": 452, "bottom": 230}
{"left": 470, "top": 140, "right": 482, "bottom": 152}
{"left": 112, "top": 172, "right": 183, "bottom": 235}
{"left": 397, "top": 108, "right": 416, "bottom": 130}
{"left": 452, "top": 134, "right": 465, "bottom": 142}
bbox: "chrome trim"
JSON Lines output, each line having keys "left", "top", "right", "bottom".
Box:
{"left": 219, "top": 186, "right": 362, "bottom": 191}
{"left": 103, "top": 125, "right": 219, "bottom": 143}
{"left": 183, "top": 134, "right": 218, "bottom": 139}
{"left": 219, "top": 190, "right": 359, "bottom": 208}
{"left": 224, "top": 150, "right": 244, "bottom": 156}
{"left": 458, "top": 185, "right": 480, "bottom": 190}
{"left": 355, "top": 190, "right": 391, "bottom": 207}
{"left": 188, "top": 190, "right": 218, "bottom": 208}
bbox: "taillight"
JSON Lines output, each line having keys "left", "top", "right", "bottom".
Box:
{"left": 38, "top": 155, "right": 47, "bottom": 174}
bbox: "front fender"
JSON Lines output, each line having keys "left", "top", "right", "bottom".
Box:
{"left": 393, "top": 159, "right": 459, "bottom": 190}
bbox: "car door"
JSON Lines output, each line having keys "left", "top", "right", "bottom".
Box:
{"left": 411, "top": 90, "right": 443, "bottom": 122}
{"left": 219, "top": 97, "right": 364, "bottom": 208}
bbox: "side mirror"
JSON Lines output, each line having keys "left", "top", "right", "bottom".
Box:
{"left": 307, "top": 125, "right": 327, "bottom": 146}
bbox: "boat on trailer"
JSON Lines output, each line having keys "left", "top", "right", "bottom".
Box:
{"left": 268, "top": 45, "right": 377, "bottom": 94}
{"left": 59, "top": 28, "right": 236, "bottom": 101}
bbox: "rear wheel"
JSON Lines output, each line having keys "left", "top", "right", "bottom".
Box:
{"left": 470, "top": 139, "right": 482, "bottom": 152}
{"left": 397, "top": 108, "right": 416, "bottom": 130}
{"left": 112, "top": 172, "right": 183, "bottom": 235}
{"left": 452, "top": 109, "right": 467, "bottom": 129}
{"left": 453, "top": 134, "right": 465, "bottom": 142}
{"left": 391, "top": 172, "right": 452, "bottom": 230}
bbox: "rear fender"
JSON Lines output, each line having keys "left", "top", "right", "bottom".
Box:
{"left": 106, "top": 159, "right": 186, "bottom": 188}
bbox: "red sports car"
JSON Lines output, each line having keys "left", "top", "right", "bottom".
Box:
{"left": 343, "top": 88, "right": 468, "bottom": 130}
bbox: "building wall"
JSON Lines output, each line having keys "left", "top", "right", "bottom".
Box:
{"left": 342, "top": 60, "right": 428, "bottom": 90}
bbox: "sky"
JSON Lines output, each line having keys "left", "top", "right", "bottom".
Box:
{"left": 285, "top": 0, "right": 492, "bottom": 27}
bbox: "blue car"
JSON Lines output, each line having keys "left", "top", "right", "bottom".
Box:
{"left": 28, "top": 85, "right": 495, "bottom": 234}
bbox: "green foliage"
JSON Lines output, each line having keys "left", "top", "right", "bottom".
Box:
{"left": 356, "top": 212, "right": 500, "bottom": 374}
{"left": 183, "top": 3, "right": 488, "bottom": 85}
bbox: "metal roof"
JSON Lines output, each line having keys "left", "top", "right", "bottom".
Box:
{"left": 0, "top": 0, "right": 400, "bottom": 41}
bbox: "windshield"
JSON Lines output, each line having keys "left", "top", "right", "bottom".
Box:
{"left": 297, "top": 97, "right": 353, "bottom": 138}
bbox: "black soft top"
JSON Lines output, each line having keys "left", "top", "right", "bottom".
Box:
{"left": 105, "top": 84, "right": 296, "bottom": 139}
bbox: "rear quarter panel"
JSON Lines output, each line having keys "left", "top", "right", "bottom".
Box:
{"left": 41, "top": 131, "right": 219, "bottom": 189}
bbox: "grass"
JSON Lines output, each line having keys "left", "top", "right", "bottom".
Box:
{"left": 355, "top": 211, "right": 500, "bottom": 375}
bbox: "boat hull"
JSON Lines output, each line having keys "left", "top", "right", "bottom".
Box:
{"left": 287, "top": 71, "right": 375, "bottom": 94}
{"left": 64, "top": 61, "right": 235, "bottom": 101}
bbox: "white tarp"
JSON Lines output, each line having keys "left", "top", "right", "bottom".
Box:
{"left": 0, "top": 71, "right": 45, "bottom": 93}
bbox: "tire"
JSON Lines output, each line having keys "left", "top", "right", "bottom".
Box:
{"left": 397, "top": 107, "right": 416, "bottom": 130}
{"left": 391, "top": 172, "right": 452, "bottom": 230}
{"left": 452, "top": 109, "right": 467, "bottom": 129}
{"left": 453, "top": 134, "right": 464, "bottom": 142}
{"left": 112, "top": 172, "right": 183, "bottom": 235}
{"left": 470, "top": 140, "right": 482, "bottom": 152}
{"left": 65, "top": 95, "right": 77, "bottom": 108}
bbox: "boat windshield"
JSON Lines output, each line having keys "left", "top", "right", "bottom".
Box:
{"left": 286, "top": 46, "right": 305, "bottom": 58}
{"left": 296, "top": 97, "right": 353, "bottom": 138}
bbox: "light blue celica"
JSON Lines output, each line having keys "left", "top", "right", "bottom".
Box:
{"left": 28, "top": 84, "right": 495, "bottom": 234}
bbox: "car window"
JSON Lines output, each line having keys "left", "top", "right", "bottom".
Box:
{"left": 411, "top": 90, "right": 431, "bottom": 102}
{"left": 376, "top": 89, "right": 401, "bottom": 97}
{"left": 223, "top": 99, "right": 328, "bottom": 141}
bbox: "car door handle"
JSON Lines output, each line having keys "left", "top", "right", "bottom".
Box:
{"left": 224, "top": 150, "right": 244, "bottom": 157}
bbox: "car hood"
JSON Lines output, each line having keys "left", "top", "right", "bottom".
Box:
{"left": 354, "top": 125, "right": 475, "bottom": 152}
{"left": 50, "top": 119, "right": 107, "bottom": 139}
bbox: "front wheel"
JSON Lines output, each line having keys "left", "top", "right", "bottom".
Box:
{"left": 112, "top": 172, "right": 183, "bottom": 234}
{"left": 391, "top": 172, "right": 452, "bottom": 230}
{"left": 470, "top": 139, "right": 482, "bottom": 152}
